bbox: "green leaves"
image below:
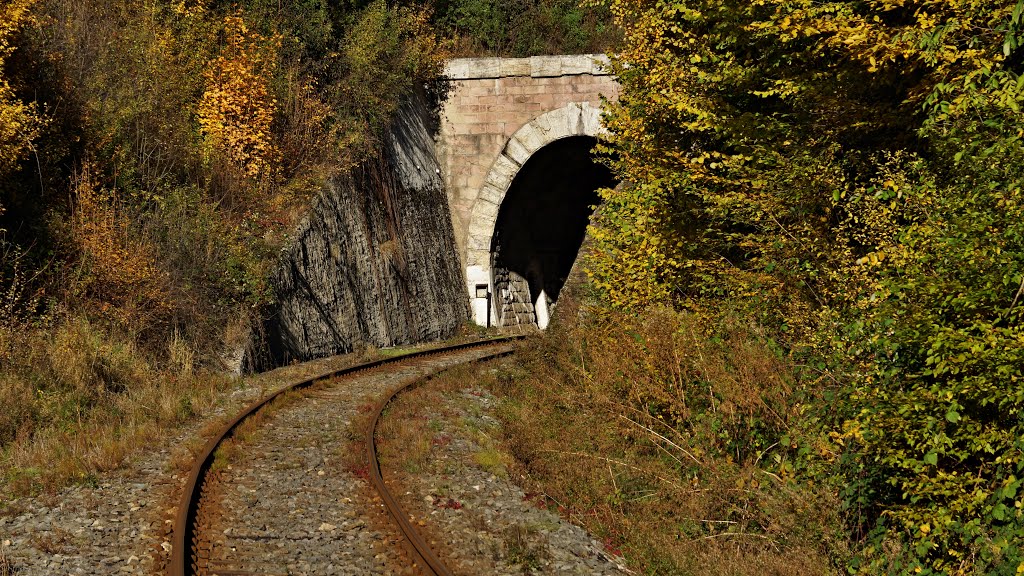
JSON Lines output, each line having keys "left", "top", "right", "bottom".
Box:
{"left": 595, "top": 0, "right": 1024, "bottom": 572}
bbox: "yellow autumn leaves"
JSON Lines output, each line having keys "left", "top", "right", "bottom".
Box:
{"left": 71, "top": 165, "right": 169, "bottom": 318}
{"left": 0, "top": 0, "right": 42, "bottom": 185}
{"left": 197, "top": 13, "right": 280, "bottom": 184}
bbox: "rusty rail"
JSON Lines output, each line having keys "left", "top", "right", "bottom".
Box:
{"left": 366, "top": 342, "right": 518, "bottom": 575}
{"left": 170, "top": 336, "right": 522, "bottom": 576}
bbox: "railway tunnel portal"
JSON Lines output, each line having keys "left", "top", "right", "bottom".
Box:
{"left": 437, "top": 55, "right": 620, "bottom": 328}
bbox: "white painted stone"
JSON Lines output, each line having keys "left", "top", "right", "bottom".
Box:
{"left": 478, "top": 182, "right": 505, "bottom": 206}
{"left": 561, "top": 57, "right": 593, "bottom": 76}
{"left": 466, "top": 249, "right": 489, "bottom": 268}
{"left": 467, "top": 233, "right": 491, "bottom": 252}
{"left": 556, "top": 107, "right": 576, "bottom": 135}
{"left": 551, "top": 108, "right": 572, "bottom": 133}
{"left": 484, "top": 155, "right": 520, "bottom": 192}
{"left": 500, "top": 59, "right": 531, "bottom": 77}
{"left": 444, "top": 60, "right": 471, "bottom": 79}
{"left": 531, "top": 56, "right": 563, "bottom": 78}
{"left": 535, "top": 289, "right": 550, "bottom": 330}
{"left": 530, "top": 115, "right": 554, "bottom": 139}
{"left": 466, "top": 265, "right": 490, "bottom": 285}
{"left": 504, "top": 137, "right": 532, "bottom": 166}
{"left": 467, "top": 212, "right": 497, "bottom": 239}
{"left": 563, "top": 104, "right": 585, "bottom": 136}
{"left": 515, "top": 125, "right": 547, "bottom": 155}
{"left": 471, "top": 297, "right": 487, "bottom": 326}
{"left": 446, "top": 55, "right": 612, "bottom": 80}
{"left": 583, "top": 105, "right": 605, "bottom": 136}
{"left": 467, "top": 58, "right": 502, "bottom": 78}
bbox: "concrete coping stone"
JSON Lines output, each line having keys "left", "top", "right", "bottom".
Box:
{"left": 445, "top": 54, "right": 612, "bottom": 80}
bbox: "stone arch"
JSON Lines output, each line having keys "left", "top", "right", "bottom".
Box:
{"left": 464, "top": 102, "right": 606, "bottom": 326}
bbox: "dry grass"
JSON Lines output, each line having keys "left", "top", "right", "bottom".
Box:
{"left": 488, "top": 304, "right": 847, "bottom": 575}
{"left": 0, "top": 544, "right": 16, "bottom": 576}
{"left": 374, "top": 365, "right": 474, "bottom": 474}
{"left": 0, "top": 315, "right": 237, "bottom": 495}
{"left": 503, "top": 523, "right": 549, "bottom": 570}
{"left": 371, "top": 336, "right": 841, "bottom": 574}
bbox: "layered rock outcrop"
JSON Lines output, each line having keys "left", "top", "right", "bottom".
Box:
{"left": 245, "top": 93, "right": 467, "bottom": 371}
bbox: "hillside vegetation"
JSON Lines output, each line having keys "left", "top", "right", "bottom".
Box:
{"left": 0, "top": 0, "right": 614, "bottom": 495}
{"left": 500, "top": 0, "right": 1024, "bottom": 574}
{"left": 0, "top": 0, "right": 448, "bottom": 493}
{"left": 4, "top": 0, "right": 1023, "bottom": 573}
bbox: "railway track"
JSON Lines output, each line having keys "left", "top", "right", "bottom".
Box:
{"left": 170, "top": 337, "right": 521, "bottom": 576}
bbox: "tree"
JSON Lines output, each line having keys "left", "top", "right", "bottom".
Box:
{"left": 198, "top": 11, "right": 280, "bottom": 184}
{"left": 590, "top": 0, "right": 1024, "bottom": 571}
{"left": 0, "top": 0, "right": 41, "bottom": 194}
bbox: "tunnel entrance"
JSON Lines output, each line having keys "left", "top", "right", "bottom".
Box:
{"left": 490, "top": 136, "right": 616, "bottom": 329}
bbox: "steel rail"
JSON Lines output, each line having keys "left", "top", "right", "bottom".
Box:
{"left": 169, "top": 336, "right": 523, "bottom": 576}
{"left": 366, "top": 342, "right": 518, "bottom": 576}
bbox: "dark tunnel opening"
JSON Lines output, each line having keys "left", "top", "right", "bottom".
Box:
{"left": 490, "top": 136, "right": 616, "bottom": 328}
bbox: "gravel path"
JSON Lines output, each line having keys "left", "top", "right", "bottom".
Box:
{"left": 380, "top": 362, "right": 628, "bottom": 575}
{"left": 0, "top": 346, "right": 413, "bottom": 576}
{"left": 194, "top": 346, "right": 511, "bottom": 576}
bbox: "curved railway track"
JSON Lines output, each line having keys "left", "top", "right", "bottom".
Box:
{"left": 170, "top": 337, "right": 521, "bottom": 576}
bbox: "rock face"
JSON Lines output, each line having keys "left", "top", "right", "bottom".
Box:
{"left": 244, "top": 93, "right": 468, "bottom": 371}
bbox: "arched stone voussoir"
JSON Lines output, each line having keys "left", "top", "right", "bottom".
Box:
{"left": 466, "top": 103, "right": 607, "bottom": 259}
{"left": 509, "top": 104, "right": 604, "bottom": 161}
{"left": 462, "top": 101, "right": 609, "bottom": 327}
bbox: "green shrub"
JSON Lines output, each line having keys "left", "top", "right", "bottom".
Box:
{"left": 589, "top": 1, "right": 1024, "bottom": 572}
{"left": 830, "top": 141, "right": 1024, "bottom": 575}
{"left": 433, "top": 0, "right": 618, "bottom": 57}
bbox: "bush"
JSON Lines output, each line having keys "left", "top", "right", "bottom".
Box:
{"left": 0, "top": 0, "right": 446, "bottom": 495}
{"left": 589, "top": 1, "right": 1024, "bottom": 572}
{"left": 829, "top": 146, "right": 1024, "bottom": 574}
{"left": 0, "top": 0, "right": 41, "bottom": 185}
{"left": 495, "top": 303, "right": 845, "bottom": 574}
{"left": 433, "top": 0, "right": 618, "bottom": 57}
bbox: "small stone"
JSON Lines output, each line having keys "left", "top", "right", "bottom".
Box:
{"left": 319, "top": 523, "right": 337, "bottom": 532}
{"left": 161, "top": 541, "right": 172, "bottom": 552}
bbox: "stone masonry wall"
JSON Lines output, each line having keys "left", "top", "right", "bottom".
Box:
{"left": 437, "top": 55, "right": 620, "bottom": 262}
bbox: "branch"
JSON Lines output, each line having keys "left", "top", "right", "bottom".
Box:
{"left": 1008, "top": 274, "right": 1024, "bottom": 317}
{"left": 618, "top": 414, "right": 702, "bottom": 467}
{"left": 539, "top": 450, "right": 699, "bottom": 494}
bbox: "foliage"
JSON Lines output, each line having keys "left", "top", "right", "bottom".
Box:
{"left": 432, "top": 0, "right": 618, "bottom": 57}
{"left": 833, "top": 157, "right": 1024, "bottom": 573}
{"left": 70, "top": 163, "right": 169, "bottom": 326}
{"left": 493, "top": 304, "right": 843, "bottom": 574}
{"left": 0, "top": 0, "right": 42, "bottom": 188}
{"left": 327, "top": 0, "right": 445, "bottom": 158}
{"left": 198, "top": 12, "right": 281, "bottom": 184}
{"left": 0, "top": 0, "right": 446, "bottom": 496}
{"left": 590, "top": 0, "right": 1024, "bottom": 572}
